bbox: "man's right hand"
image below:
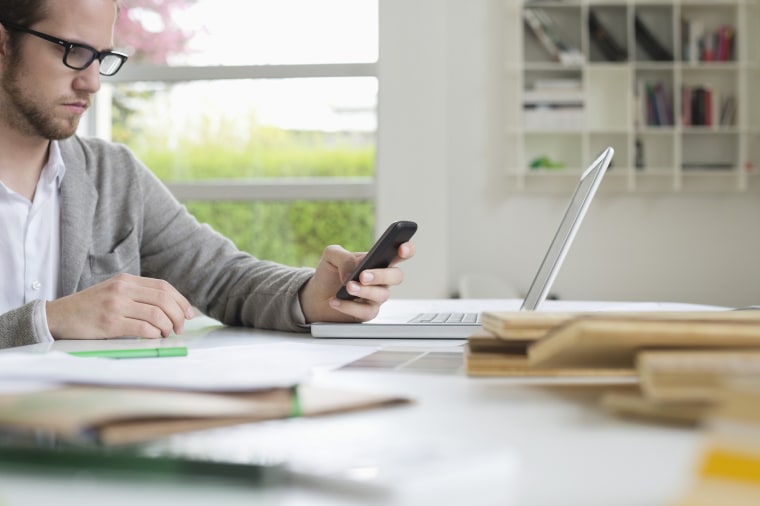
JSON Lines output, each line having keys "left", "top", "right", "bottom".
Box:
{"left": 46, "top": 274, "right": 194, "bottom": 340}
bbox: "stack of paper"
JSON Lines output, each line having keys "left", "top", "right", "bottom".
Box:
{"left": 601, "top": 350, "right": 760, "bottom": 426}
{"left": 467, "top": 310, "right": 760, "bottom": 379}
{"left": 0, "top": 343, "right": 410, "bottom": 446}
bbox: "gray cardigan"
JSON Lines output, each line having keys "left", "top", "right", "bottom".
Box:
{"left": 0, "top": 136, "right": 314, "bottom": 348}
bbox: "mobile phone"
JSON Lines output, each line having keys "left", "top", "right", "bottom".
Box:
{"left": 336, "top": 220, "right": 418, "bottom": 300}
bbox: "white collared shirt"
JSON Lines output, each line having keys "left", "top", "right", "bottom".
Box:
{"left": 0, "top": 141, "right": 65, "bottom": 342}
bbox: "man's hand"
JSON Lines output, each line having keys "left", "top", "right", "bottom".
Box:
{"left": 46, "top": 274, "right": 194, "bottom": 340}
{"left": 299, "top": 241, "right": 415, "bottom": 324}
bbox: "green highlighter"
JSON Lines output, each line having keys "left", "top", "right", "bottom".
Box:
{"left": 68, "top": 347, "right": 188, "bottom": 359}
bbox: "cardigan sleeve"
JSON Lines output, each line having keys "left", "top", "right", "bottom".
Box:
{"left": 75, "top": 139, "right": 316, "bottom": 332}
{"left": 0, "top": 300, "right": 54, "bottom": 349}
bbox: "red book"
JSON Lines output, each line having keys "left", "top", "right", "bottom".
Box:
{"left": 682, "top": 86, "right": 692, "bottom": 126}
{"left": 704, "top": 86, "right": 713, "bottom": 127}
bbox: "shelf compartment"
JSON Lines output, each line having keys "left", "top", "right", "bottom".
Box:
{"left": 681, "top": 132, "right": 740, "bottom": 171}
{"left": 680, "top": 3, "right": 738, "bottom": 64}
{"left": 523, "top": 5, "right": 583, "bottom": 65}
{"left": 635, "top": 132, "right": 676, "bottom": 174}
{"left": 588, "top": 5, "right": 628, "bottom": 63}
{"left": 586, "top": 66, "right": 631, "bottom": 129}
{"left": 524, "top": 132, "right": 585, "bottom": 170}
{"left": 634, "top": 5, "right": 675, "bottom": 63}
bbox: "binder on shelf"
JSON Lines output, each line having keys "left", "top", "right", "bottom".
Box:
{"left": 523, "top": 8, "right": 583, "bottom": 65}
{"left": 635, "top": 15, "right": 673, "bottom": 61}
{"left": 588, "top": 10, "right": 627, "bottom": 61}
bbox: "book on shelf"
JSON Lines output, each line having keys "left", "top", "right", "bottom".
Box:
{"left": 523, "top": 78, "right": 585, "bottom": 131}
{"left": 716, "top": 25, "right": 736, "bottom": 62}
{"left": 653, "top": 83, "right": 673, "bottom": 126}
{"left": 682, "top": 85, "right": 733, "bottom": 128}
{"left": 588, "top": 10, "right": 627, "bottom": 62}
{"left": 523, "top": 8, "right": 584, "bottom": 65}
{"left": 682, "top": 18, "right": 735, "bottom": 63}
{"left": 523, "top": 104, "right": 585, "bottom": 131}
{"left": 634, "top": 15, "right": 673, "bottom": 61}
{"left": 523, "top": 89, "right": 584, "bottom": 106}
{"left": 638, "top": 80, "right": 673, "bottom": 127}
{"left": 720, "top": 95, "right": 737, "bottom": 126}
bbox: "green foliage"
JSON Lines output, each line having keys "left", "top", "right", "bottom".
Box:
{"left": 121, "top": 114, "right": 376, "bottom": 266}
{"left": 186, "top": 201, "right": 375, "bottom": 267}
{"left": 138, "top": 134, "right": 374, "bottom": 181}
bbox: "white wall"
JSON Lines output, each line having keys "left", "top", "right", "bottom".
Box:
{"left": 378, "top": 0, "right": 760, "bottom": 308}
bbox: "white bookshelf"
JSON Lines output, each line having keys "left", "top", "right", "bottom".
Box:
{"left": 505, "top": 0, "right": 760, "bottom": 193}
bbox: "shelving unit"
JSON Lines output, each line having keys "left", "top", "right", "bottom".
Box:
{"left": 504, "top": 0, "right": 760, "bottom": 192}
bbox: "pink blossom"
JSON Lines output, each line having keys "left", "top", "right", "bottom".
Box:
{"left": 115, "top": 0, "right": 198, "bottom": 64}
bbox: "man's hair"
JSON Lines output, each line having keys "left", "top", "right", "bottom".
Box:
{"left": 0, "top": 0, "right": 49, "bottom": 27}
{"left": 1, "top": 0, "right": 120, "bottom": 51}
{"left": 1, "top": 0, "right": 120, "bottom": 25}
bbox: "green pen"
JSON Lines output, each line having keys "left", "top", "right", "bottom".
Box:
{"left": 68, "top": 347, "right": 188, "bottom": 359}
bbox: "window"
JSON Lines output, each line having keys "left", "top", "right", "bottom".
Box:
{"left": 91, "top": 0, "right": 379, "bottom": 264}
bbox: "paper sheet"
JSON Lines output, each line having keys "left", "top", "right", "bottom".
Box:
{"left": 0, "top": 342, "right": 376, "bottom": 392}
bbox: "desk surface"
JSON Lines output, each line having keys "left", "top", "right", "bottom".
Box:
{"left": 0, "top": 300, "right": 712, "bottom": 506}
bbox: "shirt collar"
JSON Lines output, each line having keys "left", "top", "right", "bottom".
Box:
{"left": 42, "top": 140, "right": 67, "bottom": 190}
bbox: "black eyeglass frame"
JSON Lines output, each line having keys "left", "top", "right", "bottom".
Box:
{"left": 0, "top": 19, "right": 128, "bottom": 76}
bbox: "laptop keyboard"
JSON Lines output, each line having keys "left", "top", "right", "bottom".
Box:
{"left": 408, "top": 312, "right": 481, "bottom": 324}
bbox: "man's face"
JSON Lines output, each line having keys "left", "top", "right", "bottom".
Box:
{"left": 0, "top": 0, "right": 119, "bottom": 140}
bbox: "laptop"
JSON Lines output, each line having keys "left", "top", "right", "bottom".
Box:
{"left": 311, "top": 146, "right": 614, "bottom": 339}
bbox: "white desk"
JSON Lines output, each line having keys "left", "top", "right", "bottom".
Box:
{"left": 0, "top": 300, "right": 712, "bottom": 506}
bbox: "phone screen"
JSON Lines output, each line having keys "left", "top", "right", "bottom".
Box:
{"left": 336, "top": 220, "right": 417, "bottom": 300}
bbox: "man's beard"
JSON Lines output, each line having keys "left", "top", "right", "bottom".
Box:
{"left": 1, "top": 61, "right": 83, "bottom": 140}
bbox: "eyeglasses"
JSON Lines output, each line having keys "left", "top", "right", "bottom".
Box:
{"left": 0, "top": 19, "right": 128, "bottom": 76}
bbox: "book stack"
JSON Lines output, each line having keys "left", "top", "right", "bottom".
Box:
{"left": 523, "top": 8, "right": 584, "bottom": 65}
{"left": 466, "top": 310, "right": 760, "bottom": 383}
{"left": 681, "top": 19, "right": 735, "bottom": 63}
{"left": 601, "top": 350, "right": 760, "bottom": 426}
{"left": 0, "top": 344, "right": 411, "bottom": 446}
{"left": 468, "top": 310, "right": 760, "bottom": 503}
{"left": 523, "top": 78, "right": 585, "bottom": 131}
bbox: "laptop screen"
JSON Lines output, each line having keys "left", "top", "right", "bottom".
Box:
{"left": 520, "top": 147, "right": 614, "bottom": 311}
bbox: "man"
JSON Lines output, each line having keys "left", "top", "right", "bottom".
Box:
{"left": 0, "top": 0, "right": 415, "bottom": 349}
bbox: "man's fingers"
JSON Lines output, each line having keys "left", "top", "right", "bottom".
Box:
{"left": 108, "top": 274, "right": 191, "bottom": 334}
{"left": 47, "top": 274, "right": 194, "bottom": 340}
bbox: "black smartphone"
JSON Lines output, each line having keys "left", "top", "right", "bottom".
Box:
{"left": 336, "top": 220, "right": 418, "bottom": 300}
